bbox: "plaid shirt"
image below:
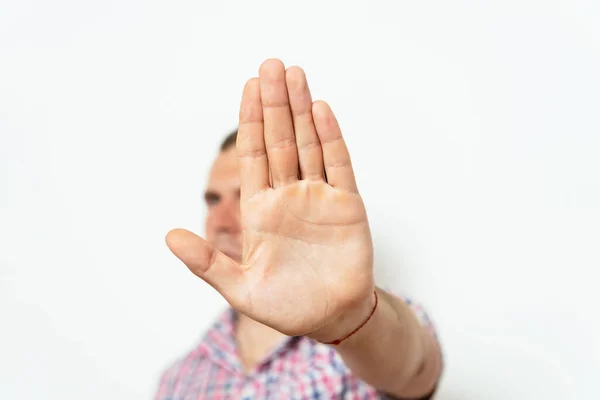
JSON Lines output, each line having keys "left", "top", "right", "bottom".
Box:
{"left": 155, "top": 295, "right": 437, "bottom": 399}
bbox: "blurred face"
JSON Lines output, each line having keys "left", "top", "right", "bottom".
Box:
{"left": 204, "top": 147, "right": 242, "bottom": 262}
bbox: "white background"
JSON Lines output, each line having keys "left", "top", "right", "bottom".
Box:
{"left": 1, "top": 0, "right": 599, "bottom": 399}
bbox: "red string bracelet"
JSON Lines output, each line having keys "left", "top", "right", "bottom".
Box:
{"left": 322, "top": 290, "right": 378, "bottom": 345}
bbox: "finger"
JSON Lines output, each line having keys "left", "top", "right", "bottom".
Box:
{"left": 285, "top": 66, "right": 324, "bottom": 181}
{"left": 259, "top": 58, "right": 299, "bottom": 188}
{"left": 165, "top": 228, "right": 247, "bottom": 307}
{"left": 237, "top": 78, "right": 269, "bottom": 199}
{"left": 312, "top": 101, "right": 358, "bottom": 193}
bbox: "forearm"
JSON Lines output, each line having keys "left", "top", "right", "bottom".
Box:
{"left": 316, "top": 288, "right": 442, "bottom": 398}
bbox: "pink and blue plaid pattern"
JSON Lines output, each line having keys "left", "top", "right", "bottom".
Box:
{"left": 155, "top": 296, "right": 437, "bottom": 399}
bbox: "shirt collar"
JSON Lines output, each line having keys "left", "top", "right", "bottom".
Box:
{"left": 198, "top": 307, "right": 302, "bottom": 374}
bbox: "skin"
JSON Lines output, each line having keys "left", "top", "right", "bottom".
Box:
{"left": 166, "top": 59, "right": 442, "bottom": 398}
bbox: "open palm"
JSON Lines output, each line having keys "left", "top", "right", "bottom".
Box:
{"left": 167, "top": 59, "right": 375, "bottom": 338}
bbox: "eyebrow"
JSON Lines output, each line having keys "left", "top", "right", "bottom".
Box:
{"left": 204, "top": 190, "right": 220, "bottom": 201}
{"left": 204, "top": 188, "right": 241, "bottom": 199}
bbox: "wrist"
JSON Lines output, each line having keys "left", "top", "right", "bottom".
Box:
{"left": 308, "top": 289, "right": 378, "bottom": 345}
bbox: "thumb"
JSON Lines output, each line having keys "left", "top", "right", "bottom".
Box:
{"left": 165, "top": 228, "right": 247, "bottom": 306}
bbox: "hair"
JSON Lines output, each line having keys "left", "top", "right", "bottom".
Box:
{"left": 220, "top": 129, "right": 238, "bottom": 151}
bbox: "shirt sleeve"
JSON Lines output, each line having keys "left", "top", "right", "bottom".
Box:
{"left": 153, "top": 356, "right": 187, "bottom": 400}
{"left": 154, "top": 368, "right": 174, "bottom": 400}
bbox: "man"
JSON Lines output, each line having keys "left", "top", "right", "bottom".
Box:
{"left": 155, "top": 58, "right": 443, "bottom": 399}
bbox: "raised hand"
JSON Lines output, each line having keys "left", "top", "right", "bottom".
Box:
{"left": 166, "top": 59, "right": 375, "bottom": 340}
